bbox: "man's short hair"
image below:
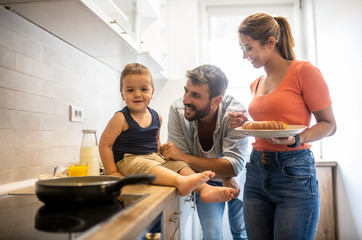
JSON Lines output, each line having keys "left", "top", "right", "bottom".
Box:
{"left": 186, "top": 64, "right": 228, "bottom": 98}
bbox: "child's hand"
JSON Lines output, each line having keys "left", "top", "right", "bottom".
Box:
{"left": 228, "top": 112, "right": 249, "bottom": 128}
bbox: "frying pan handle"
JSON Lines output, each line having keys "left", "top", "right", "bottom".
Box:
{"left": 111, "top": 174, "right": 156, "bottom": 191}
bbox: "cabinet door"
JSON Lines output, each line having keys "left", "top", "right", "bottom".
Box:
{"left": 316, "top": 165, "right": 336, "bottom": 240}
{"left": 163, "top": 195, "right": 181, "bottom": 240}
{"left": 170, "top": 227, "right": 180, "bottom": 240}
{"left": 180, "top": 192, "right": 203, "bottom": 240}
{"left": 82, "top": 0, "right": 141, "bottom": 51}
{"left": 180, "top": 194, "right": 193, "bottom": 240}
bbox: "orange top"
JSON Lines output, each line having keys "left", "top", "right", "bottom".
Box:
{"left": 248, "top": 61, "right": 332, "bottom": 152}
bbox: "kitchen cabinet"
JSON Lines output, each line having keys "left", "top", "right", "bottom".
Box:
{"left": 180, "top": 194, "right": 194, "bottom": 240}
{"left": 315, "top": 161, "right": 337, "bottom": 240}
{"left": 140, "top": 0, "right": 168, "bottom": 79}
{"left": 180, "top": 192, "right": 203, "bottom": 240}
{"left": 163, "top": 192, "right": 181, "bottom": 240}
{"left": 0, "top": 0, "right": 168, "bottom": 78}
{"left": 81, "top": 0, "right": 141, "bottom": 52}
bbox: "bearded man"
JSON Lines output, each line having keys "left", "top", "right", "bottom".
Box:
{"left": 160, "top": 64, "right": 249, "bottom": 240}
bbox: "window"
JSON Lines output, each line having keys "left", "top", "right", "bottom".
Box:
{"left": 199, "top": 1, "right": 301, "bottom": 106}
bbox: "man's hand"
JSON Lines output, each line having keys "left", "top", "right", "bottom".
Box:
{"left": 223, "top": 177, "right": 240, "bottom": 198}
{"left": 228, "top": 112, "right": 249, "bottom": 129}
{"left": 160, "top": 142, "right": 187, "bottom": 162}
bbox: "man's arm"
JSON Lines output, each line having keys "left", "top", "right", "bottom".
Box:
{"left": 162, "top": 101, "right": 247, "bottom": 177}
{"left": 184, "top": 155, "right": 236, "bottom": 177}
{"left": 160, "top": 141, "right": 235, "bottom": 177}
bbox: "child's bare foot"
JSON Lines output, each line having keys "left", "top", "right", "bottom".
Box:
{"left": 176, "top": 171, "right": 215, "bottom": 196}
{"left": 199, "top": 186, "right": 237, "bottom": 203}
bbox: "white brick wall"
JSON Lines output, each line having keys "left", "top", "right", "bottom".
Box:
{"left": 0, "top": 6, "right": 122, "bottom": 184}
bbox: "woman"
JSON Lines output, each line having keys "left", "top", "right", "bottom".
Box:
{"left": 229, "top": 13, "right": 336, "bottom": 240}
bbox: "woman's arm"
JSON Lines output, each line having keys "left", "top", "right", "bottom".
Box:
{"left": 99, "top": 112, "right": 126, "bottom": 177}
{"left": 300, "top": 105, "right": 337, "bottom": 143}
{"left": 270, "top": 105, "right": 336, "bottom": 145}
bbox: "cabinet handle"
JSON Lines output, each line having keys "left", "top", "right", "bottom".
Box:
{"left": 145, "top": 232, "right": 161, "bottom": 240}
{"left": 109, "top": 19, "right": 127, "bottom": 34}
{"left": 174, "top": 211, "right": 181, "bottom": 215}
{"left": 169, "top": 216, "right": 177, "bottom": 222}
{"left": 192, "top": 191, "right": 196, "bottom": 210}
{"left": 185, "top": 191, "right": 195, "bottom": 202}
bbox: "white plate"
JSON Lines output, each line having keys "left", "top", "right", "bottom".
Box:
{"left": 236, "top": 125, "right": 307, "bottom": 138}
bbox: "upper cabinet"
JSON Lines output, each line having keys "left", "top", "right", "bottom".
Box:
{"left": 140, "top": 0, "right": 168, "bottom": 79}
{"left": 0, "top": 0, "right": 168, "bottom": 79}
{"left": 82, "top": 0, "right": 141, "bottom": 52}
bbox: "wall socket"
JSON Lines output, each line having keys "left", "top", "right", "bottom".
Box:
{"left": 69, "top": 105, "right": 84, "bottom": 122}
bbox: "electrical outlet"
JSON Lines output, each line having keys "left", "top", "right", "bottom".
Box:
{"left": 69, "top": 105, "right": 84, "bottom": 122}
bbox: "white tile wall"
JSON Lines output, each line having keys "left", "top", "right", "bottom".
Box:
{"left": 0, "top": 129, "right": 14, "bottom": 150}
{"left": 0, "top": 6, "right": 123, "bottom": 185}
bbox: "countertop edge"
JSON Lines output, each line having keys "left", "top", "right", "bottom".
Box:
{"left": 85, "top": 184, "right": 177, "bottom": 240}
{"left": 316, "top": 161, "right": 338, "bottom": 167}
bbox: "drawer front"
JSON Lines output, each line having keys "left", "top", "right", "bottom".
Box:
{"left": 163, "top": 195, "right": 180, "bottom": 240}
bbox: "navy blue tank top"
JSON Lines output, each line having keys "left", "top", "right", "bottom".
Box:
{"left": 112, "top": 106, "right": 160, "bottom": 163}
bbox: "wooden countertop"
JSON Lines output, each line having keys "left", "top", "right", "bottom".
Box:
{"left": 86, "top": 184, "right": 177, "bottom": 240}
{"left": 9, "top": 183, "right": 178, "bottom": 240}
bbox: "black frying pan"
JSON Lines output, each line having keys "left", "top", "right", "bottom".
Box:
{"left": 36, "top": 174, "right": 155, "bottom": 205}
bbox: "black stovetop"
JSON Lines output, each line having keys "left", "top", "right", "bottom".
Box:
{"left": 0, "top": 193, "right": 147, "bottom": 240}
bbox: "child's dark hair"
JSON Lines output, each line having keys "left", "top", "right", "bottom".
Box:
{"left": 120, "top": 63, "right": 153, "bottom": 91}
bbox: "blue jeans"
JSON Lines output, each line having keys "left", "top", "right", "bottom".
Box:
{"left": 196, "top": 180, "right": 247, "bottom": 240}
{"left": 244, "top": 149, "right": 319, "bottom": 240}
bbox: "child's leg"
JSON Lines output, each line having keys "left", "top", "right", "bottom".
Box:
{"left": 178, "top": 167, "right": 237, "bottom": 203}
{"left": 149, "top": 165, "right": 214, "bottom": 196}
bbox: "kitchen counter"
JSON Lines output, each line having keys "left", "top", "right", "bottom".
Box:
{"left": 9, "top": 183, "right": 179, "bottom": 240}
{"left": 86, "top": 184, "right": 178, "bottom": 240}
{"left": 7, "top": 162, "right": 337, "bottom": 240}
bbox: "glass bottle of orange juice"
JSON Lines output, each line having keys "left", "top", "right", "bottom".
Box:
{"left": 79, "top": 129, "right": 100, "bottom": 176}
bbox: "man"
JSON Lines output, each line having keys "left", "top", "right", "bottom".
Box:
{"left": 160, "top": 64, "right": 248, "bottom": 240}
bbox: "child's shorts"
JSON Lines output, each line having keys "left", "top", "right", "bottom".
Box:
{"left": 115, "top": 152, "right": 189, "bottom": 176}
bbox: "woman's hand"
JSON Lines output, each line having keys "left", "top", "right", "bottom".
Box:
{"left": 229, "top": 112, "right": 249, "bottom": 128}
{"left": 263, "top": 136, "right": 295, "bottom": 145}
{"left": 266, "top": 106, "right": 336, "bottom": 146}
